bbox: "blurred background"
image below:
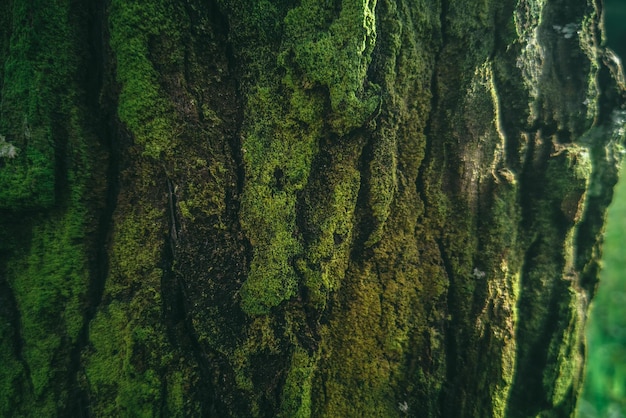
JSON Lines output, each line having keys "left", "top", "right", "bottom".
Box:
{"left": 578, "top": 1, "right": 626, "bottom": 416}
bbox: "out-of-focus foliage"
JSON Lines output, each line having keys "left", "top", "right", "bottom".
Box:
{"left": 580, "top": 160, "right": 626, "bottom": 417}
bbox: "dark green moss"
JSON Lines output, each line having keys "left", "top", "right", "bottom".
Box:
{"left": 0, "top": 311, "right": 26, "bottom": 416}
{"left": 84, "top": 301, "right": 164, "bottom": 417}
{"left": 77, "top": 3, "right": 219, "bottom": 415}
{"left": 0, "top": 0, "right": 68, "bottom": 209}
{"left": 364, "top": 131, "right": 397, "bottom": 247}
{"left": 0, "top": 1, "right": 104, "bottom": 415}
{"left": 0, "top": 148, "right": 55, "bottom": 209}
{"left": 298, "top": 138, "right": 363, "bottom": 310}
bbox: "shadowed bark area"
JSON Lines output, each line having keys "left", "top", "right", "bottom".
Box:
{"left": 0, "top": 0, "right": 624, "bottom": 416}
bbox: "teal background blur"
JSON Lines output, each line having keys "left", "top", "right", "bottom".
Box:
{"left": 579, "top": 2, "right": 626, "bottom": 416}
{"left": 604, "top": 0, "right": 626, "bottom": 59}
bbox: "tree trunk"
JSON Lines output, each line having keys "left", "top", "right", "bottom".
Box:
{"left": 0, "top": 0, "right": 624, "bottom": 416}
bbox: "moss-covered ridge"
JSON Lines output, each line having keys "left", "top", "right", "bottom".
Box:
{"left": 0, "top": 0, "right": 105, "bottom": 415}
{"left": 237, "top": 0, "right": 383, "bottom": 315}
{"left": 109, "top": 0, "right": 183, "bottom": 159}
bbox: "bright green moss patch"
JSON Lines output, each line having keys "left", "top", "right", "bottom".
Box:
{"left": 109, "top": 0, "right": 183, "bottom": 159}
{"left": 238, "top": 0, "right": 390, "bottom": 315}
{"left": 238, "top": 82, "right": 321, "bottom": 314}
{"left": 283, "top": 0, "right": 381, "bottom": 135}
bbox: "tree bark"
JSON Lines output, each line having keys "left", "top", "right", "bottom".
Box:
{"left": 0, "top": 0, "right": 624, "bottom": 416}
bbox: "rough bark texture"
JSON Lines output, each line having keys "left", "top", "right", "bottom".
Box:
{"left": 0, "top": 0, "right": 624, "bottom": 417}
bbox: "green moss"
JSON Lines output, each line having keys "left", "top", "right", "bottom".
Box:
{"left": 291, "top": 3, "right": 447, "bottom": 414}
{"left": 478, "top": 178, "right": 522, "bottom": 415}
{"left": 0, "top": 0, "right": 79, "bottom": 209}
{"left": 0, "top": 147, "right": 55, "bottom": 209}
{"left": 81, "top": 146, "right": 205, "bottom": 414}
{"left": 365, "top": 131, "right": 397, "bottom": 247}
{"left": 446, "top": 0, "right": 493, "bottom": 36}
{"left": 0, "top": 320, "right": 26, "bottom": 417}
{"left": 229, "top": 316, "right": 283, "bottom": 414}
{"left": 84, "top": 301, "right": 163, "bottom": 417}
{"left": 238, "top": 82, "right": 321, "bottom": 314}
{"left": 279, "top": 347, "right": 316, "bottom": 418}
{"left": 236, "top": 0, "right": 393, "bottom": 315}
{"left": 546, "top": 146, "right": 592, "bottom": 225}
{"left": 0, "top": 2, "right": 103, "bottom": 414}
{"left": 109, "top": 0, "right": 183, "bottom": 159}
{"left": 6, "top": 191, "right": 90, "bottom": 397}
{"left": 314, "top": 266, "right": 399, "bottom": 417}
{"left": 297, "top": 140, "right": 362, "bottom": 310}
{"left": 83, "top": 192, "right": 186, "bottom": 414}
{"left": 0, "top": 0, "right": 611, "bottom": 416}
{"left": 165, "top": 371, "right": 185, "bottom": 416}
{"left": 283, "top": 0, "right": 381, "bottom": 135}
{"left": 544, "top": 289, "right": 585, "bottom": 406}
{"left": 176, "top": 157, "right": 229, "bottom": 225}
{"left": 109, "top": 205, "right": 165, "bottom": 293}
{"left": 0, "top": 0, "right": 10, "bottom": 82}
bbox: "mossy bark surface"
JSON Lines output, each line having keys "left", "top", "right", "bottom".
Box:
{"left": 0, "top": 0, "right": 625, "bottom": 416}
